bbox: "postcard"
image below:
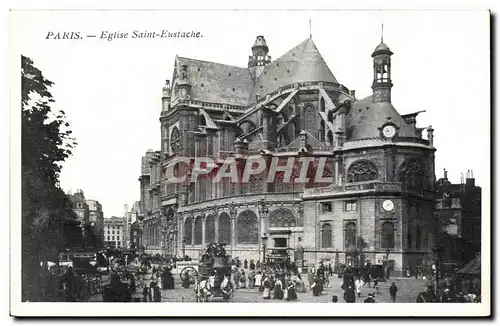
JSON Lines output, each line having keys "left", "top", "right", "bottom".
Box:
{"left": 9, "top": 8, "right": 491, "bottom": 317}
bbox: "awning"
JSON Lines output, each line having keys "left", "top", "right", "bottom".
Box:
{"left": 457, "top": 256, "right": 481, "bottom": 275}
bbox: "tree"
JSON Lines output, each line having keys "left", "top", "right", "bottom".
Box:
{"left": 22, "top": 55, "right": 80, "bottom": 301}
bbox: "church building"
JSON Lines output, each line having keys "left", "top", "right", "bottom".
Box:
{"left": 138, "top": 34, "right": 437, "bottom": 275}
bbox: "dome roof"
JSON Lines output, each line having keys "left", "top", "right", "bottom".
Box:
{"left": 372, "top": 42, "right": 392, "bottom": 56}
{"left": 252, "top": 35, "right": 268, "bottom": 49}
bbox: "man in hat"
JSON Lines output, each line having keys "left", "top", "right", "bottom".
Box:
{"left": 364, "top": 293, "right": 376, "bottom": 303}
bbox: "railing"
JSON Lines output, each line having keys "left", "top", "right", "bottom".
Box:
{"left": 303, "top": 181, "right": 403, "bottom": 197}
{"left": 168, "top": 99, "right": 247, "bottom": 113}
{"left": 178, "top": 192, "right": 302, "bottom": 212}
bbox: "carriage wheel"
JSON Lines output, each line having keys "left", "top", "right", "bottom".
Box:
{"left": 180, "top": 267, "right": 198, "bottom": 284}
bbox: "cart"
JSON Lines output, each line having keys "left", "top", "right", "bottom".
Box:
{"left": 194, "top": 243, "right": 233, "bottom": 302}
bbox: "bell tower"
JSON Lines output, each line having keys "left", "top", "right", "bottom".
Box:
{"left": 248, "top": 35, "right": 271, "bottom": 79}
{"left": 371, "top": 31, "right": 393, "bottom": 103}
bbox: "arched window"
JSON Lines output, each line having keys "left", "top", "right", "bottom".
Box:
{"left": 170, "top": 127, "right": 181, "bottom": 153}
{"left": 194, "top": 216, "right": 203, "bottom": 245}
{"left": 319, "top": 120, "right": 325, "bottom": 142}
{"left": 205, "top": 215, "right": 216, "bottom": 243}
{"left": 320, "top": 98, "right": 325, "bottom": 112}
{"left": 381, "top": 222, "right": 395, "bottom": 249}
{"left": 218, "top": 212, "right": 231, "bottom": 245}
{"left": 184, "top": 217, "right": 192, "bottom": 245}
{"left": 344, "top": 222, "right": 357, "bottom": 249}
{"left": 347, "top": 160, "right": 378, "bottom": 182}
{"left": 304, "top": 105, "right": 316, "bottom": 131}
{"left": 398, "top": 159, "right": 425, "bottom": 190}
{"left": 321, "top": 223, "right": 332, "bottom": 248}
{"left": 269, "top": 209, "right": 296, "bottom": 228}
{"left": 237, "top": 210, "right": 258, "bottom": 244}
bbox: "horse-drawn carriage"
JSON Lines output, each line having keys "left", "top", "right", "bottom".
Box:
{"left": 193, "top": 243, "right": 234, "bottom": 302}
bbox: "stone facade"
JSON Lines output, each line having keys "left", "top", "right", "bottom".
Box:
{"left": 138, "top": 35, "right": 439, "bottom": 275}
{"left": 86, "top": 199, "right": 104, "bottom": 244}
{"left": 103, "top": 216, "right": 125, "bottom": 249}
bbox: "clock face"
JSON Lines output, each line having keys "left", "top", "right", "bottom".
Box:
{"left": 382, "top": 125, "right": 396, "bottom": 138}
{"left": 382, "top": 200, "right": 395, "bottom": 212}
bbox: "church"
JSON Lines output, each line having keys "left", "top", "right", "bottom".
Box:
{"left": 137, "top": 34, "right": 437, "bottom": 276}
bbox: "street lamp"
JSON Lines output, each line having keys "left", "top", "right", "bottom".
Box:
{"left": 385, "top": 248, "right": 391, "bottom": 279}
{"left": 162, "top": 227, "right": 168, "bottom": 258}
{"left": 258, "top": 198, "right": 269, "bottom": 264}
{"left": 432, "top": 244, "right": 440, "bottom": 295}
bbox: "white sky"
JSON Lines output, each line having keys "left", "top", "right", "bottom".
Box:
{"left": 12, "top": 10, "right": 490, "bottom": 218}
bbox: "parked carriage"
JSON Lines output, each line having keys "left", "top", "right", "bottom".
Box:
{"left": 193, "top": 243, "right": 234, "bottom": 302}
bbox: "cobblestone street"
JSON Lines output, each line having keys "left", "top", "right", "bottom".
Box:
{"left": 89, "top": 270, "right": 429, "bottom": 303}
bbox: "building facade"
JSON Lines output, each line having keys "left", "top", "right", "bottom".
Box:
{"left": 434, "top": 169, "right": 481, "bottom": 265}
{"left": 103, "top": 216, "right": 126, "bottom": 249}
{"left": 68, "top": 189, "right": 90, "bottom": 225}
{"left": 139, "top": 35, "right": 438, "bottom": 275}
{"left": 86, "top": 199, "right": 104, "bottom": 245}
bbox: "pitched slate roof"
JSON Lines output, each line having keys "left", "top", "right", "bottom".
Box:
{"left": 173, "top": 37, "right": 339, "bottom": 107}
{"left": 346, "top": 95, "right": 417, "bottom": 140}
{"left": 250, "top": 37, "right": 338, "bottom": 103}
{"left": 175, "top": 56, "right": 254, "bottom": 106}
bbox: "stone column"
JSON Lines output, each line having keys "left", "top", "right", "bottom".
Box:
{"left": 384, "top": 145, "right": 396, "bottom": 182}
{"left": 229, "top": 205, "right": 238, "bottom": 254}
{"left": 201, "top": 215, "right": 206, "bottom": 247}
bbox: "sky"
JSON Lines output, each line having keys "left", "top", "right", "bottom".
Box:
{"left": 12, "top": 9, "right": 490, "bottom": 218}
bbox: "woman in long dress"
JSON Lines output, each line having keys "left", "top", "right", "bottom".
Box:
{"left": 286, "top": 280, "right": 298, "bottom": 301}
{"left": 273, "top": 278, "right": 283, "bottom": 300}
{"left": 262, "top": 277, "right": 271, "bottom": 299}
{"left": 255, "top": 272, "right": 263, "bottom": 291}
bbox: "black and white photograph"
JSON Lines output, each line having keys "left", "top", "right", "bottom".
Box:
{"left": 9, "top": 7, "right": 490, "bottom": 317}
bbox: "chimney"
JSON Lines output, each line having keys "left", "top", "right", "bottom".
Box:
{"left": 443, "top": 168, "right": 448, "bottom": 180}
{"left": 350, "top": 90, "right": 356, "bottom": 99}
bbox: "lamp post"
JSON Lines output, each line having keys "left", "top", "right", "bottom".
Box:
{"left": 385, "top": 248, "right": 391, "bottom": 279}
{"left": 432, "top": 244, "right": 440, "bottom": 295}
{"left": 258, "top": 198, "right": 269, "bottom": 264}
{"left": 162, "top": 227, "right": 168, "bottom": 258}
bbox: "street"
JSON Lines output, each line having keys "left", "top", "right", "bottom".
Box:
{"left": 88, "top": 270, "right": 430, "bottom": 303}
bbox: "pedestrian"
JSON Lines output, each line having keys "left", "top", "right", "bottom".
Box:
{"left": 364, "top": 293, "right": 376, "bottom": 303}
{"left": 331, "top": 295, "right": 338, "bottom": 303}
{"left": 233, "top": 266, "right": 240, "bottom": 289}
{"left": 389, "top": 282, "right": 398, "bottom": 303}
{"left": 255, "top": 271, "right": 263, "bottom": 291}
{"left": 153, "top": 284, "right": 161, "bottom": 302}
{"left": 262, "top": 276, "right": 271, "bottom": 299}
{"left": 373, "top": 278, "right": 379, "bottom": 294}
{"left": 355, "top": 277, "right": 363, "bottom": 298}
{"left": 244, "top": 259, "right": 248, "bottom": 269}
{"left": 344, "top": 286, "right": 356, "bottom": 303}
{"left": 328, "top": 263, "right": 333, "bottom": 276}
{"left": 250, "top": 260, "right": 255, "bottom": 271}
{"left": 415, "top": 266, "right": 419, "bottom": 280}
{"left": 142, "top": 285, "right": 151, "bottom": 302}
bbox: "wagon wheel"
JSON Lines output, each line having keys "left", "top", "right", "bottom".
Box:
{"left": 180, "top": 266, "right": 198, "bottom": 284}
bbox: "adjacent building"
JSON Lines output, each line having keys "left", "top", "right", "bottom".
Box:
{"left": 103, "top": 216, "right": 126, "bottom": 249}
{"left": 434, "top": 169, "right": 481, "bottom": 265}
{"left": 138, "top": 34, "right": 440, "bottom": 275}
{"left": 68, "top": 189, "right": 90, "bottom": 225}
{"left": 86, "top": 199, "right": 104, "bottom": 245}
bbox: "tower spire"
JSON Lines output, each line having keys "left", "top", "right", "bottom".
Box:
{"left": 381, "top": 23, "right": 384, "bottom": 43}
{"left": 309, "top": 19, "right": 312, "bottom": 38}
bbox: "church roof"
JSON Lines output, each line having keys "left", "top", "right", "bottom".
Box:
{"left": 175, "top": 56, "right": 254, "bottom": 107}
{"left": 173, "top": 37, "right": 339, "bottom": 107}
{"left": 346, "top": 96, "right": 417, "bottom": 140}
{"left": 250, "top": 37, "right": 338, "bottom": 103}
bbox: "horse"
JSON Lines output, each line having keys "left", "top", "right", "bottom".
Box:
{"left": 196, "top": 276, "right": 216, "bottom": 302}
